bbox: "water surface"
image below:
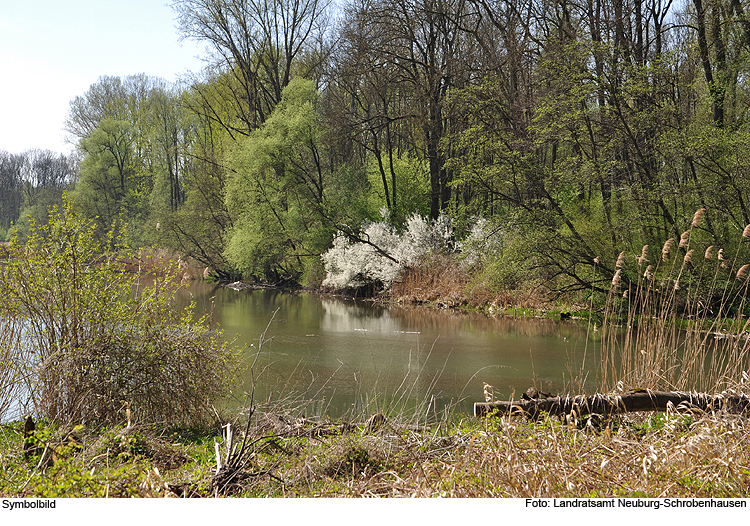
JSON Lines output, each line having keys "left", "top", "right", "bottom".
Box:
{"left": 180, "top": 282, "right": 597, "bottom": 418}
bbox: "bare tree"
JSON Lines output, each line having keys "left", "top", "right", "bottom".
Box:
{"left": 65, "top": 76, "right": 128, "bottom": 140}
{"left": 333, "top": 0, "right": 480, "bottom": 220}
{"left": 0, "top": 152, "right": 24, "bottom": 230}
{"left": 172, "top": 0, "right": 334, "bottom": 134}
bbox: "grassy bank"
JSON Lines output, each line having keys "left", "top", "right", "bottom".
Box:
{"left": 2, "top": 407, "right": 749, "bottom": 498}
{"left": 385, "top": 253, "right": 572, "bottom": 318}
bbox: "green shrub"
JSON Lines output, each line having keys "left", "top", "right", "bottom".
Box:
{"left": 0, "top": 204, "right": 237, "bottom": 427}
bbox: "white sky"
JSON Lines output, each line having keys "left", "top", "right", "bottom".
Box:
{"left": 0, "top": 1, "right": 207, "bottom": 156}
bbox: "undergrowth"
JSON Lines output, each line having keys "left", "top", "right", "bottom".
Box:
{"left": 2, "top": 405, "right": 749, "bottom": 498}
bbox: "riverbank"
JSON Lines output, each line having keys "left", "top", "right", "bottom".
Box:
{"left": 297, "top": 252, "right": 581, "bottom": 320}
{"left": 153, "top": 243, "right": 582, "bottom": 320}
{"left": 2, "top": 407, "right": 748, "bottom": 498}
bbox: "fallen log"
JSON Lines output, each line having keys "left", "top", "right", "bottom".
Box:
{"left": 474, "top": 390, "right": 750, "bottom": 418}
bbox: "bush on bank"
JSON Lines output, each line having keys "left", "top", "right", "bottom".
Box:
{"left": 0, "top": 204, "right": 237, "bottom": 427}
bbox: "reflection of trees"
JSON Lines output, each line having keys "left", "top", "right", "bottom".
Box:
{"left": 388, "top": 305, "right": 588, "bottom": 341}
{"left": 184, "top": 283, "right": 588, "bottom": 343}
{"left": 320, "top": 298, "right": 398, "bottom": 333}
{"left": 180, "top": 284, "right": 596, "bottom": 416}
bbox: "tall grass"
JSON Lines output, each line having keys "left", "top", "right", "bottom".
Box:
{"left": 232, "top": 307, "right": 462, "bottom": 434}
{"left": 599, "top": 209, "right": 750, "bottom": 393}
{"left": 244, "top": 339, "right": 459, "bottom": 430}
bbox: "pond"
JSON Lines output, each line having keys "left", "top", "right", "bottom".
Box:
{"left": 179, "top": 282, "right": 599, "bottom": 419}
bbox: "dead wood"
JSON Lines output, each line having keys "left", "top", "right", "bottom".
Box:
{"left": 474, "top": 389, "right": 750, "bottom": 418}
{"left": 210, "top": 409, "right": 288, "bottom": 496}
{"left": 23, "top": 416, "right": 36, "bottom": 460}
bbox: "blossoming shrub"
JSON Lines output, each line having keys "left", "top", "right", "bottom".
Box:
{"left": 456, "top": 217, "right": 504, "bottom": 268}
{"left": 322, "top": 213, "right": 453, "bottom": 290}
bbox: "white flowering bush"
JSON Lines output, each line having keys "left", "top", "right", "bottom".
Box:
{"left": 456, "top": 216, "right": 504, "bottom": 268}
{"left": 322, "top": 213, "right": 454, "bottom": 290}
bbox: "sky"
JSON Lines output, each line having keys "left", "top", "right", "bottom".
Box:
{"left": 0, "top": 1, "right": 207, "bottom": 156}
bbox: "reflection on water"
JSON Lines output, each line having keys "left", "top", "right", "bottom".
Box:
{"left": 179, "top": 282, "right": 598, "bottom": 417}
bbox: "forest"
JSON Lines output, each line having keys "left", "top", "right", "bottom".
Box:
{"left": 3, "top": 0, "right": 750, "bottom": 302}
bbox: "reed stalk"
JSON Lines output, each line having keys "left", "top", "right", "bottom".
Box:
{"left": 599, "top": 212, "right": 750, "bottom": 394}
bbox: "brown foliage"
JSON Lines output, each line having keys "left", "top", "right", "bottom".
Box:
{"left": 390, "top": 254, "right": 469, "bottom": 307}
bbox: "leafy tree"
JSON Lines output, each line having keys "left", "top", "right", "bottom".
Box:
{"left": 225, "top": 78, "right": 373, "bottom": 283}
{"left": 69, "top": 119, "right": 136, "bottom": 235}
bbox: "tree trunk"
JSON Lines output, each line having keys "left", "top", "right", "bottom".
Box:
{"left": 693, "top": 0, "right": 725, "bottom": 127}
{"left": 475, "top": 390, "right": 750, "bottom": 417}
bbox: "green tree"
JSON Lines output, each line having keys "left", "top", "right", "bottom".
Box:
{"left": 155, "top": 85, "right": 241, "bottom": 281}
{"left": 69, "top": 119, "right": 135, "bottom": 235}
{"left": 225, "top": 78, "right": 372, "bottom": 283}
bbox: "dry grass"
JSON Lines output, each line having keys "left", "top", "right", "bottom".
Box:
{"left": 599, "top": 212, "right": 750, "bottom": 393}
{"left": 390, "top": 253, "right": 554, "bottom": 313}
{"left": 391, "top": 254, "right": 470, "bottom": 307}
{"left": 218, "top": 409, "right": 750, "bottom": 498}
{"left": 3, "top": 403, "right": 750, "bottom": 498}
{"left": 119, "top": 247, "right": 207, "bottom": 283}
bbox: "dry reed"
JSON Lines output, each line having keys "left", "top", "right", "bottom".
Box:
{"left": 692, "top": 208, "right": 706, "bottom": 227}
{"left": 661, "top": 238, "right": 674, "bottom": 261}
{"left": 599, "top": 210, "right": 750, "bottom": 394}
{"left": 391, "top": 253, "right": 469, "bottom": 307}
{"left": 638, "top": 245, "right": 649, "bottom": 267}
{"left": 678, "top": 231, "right": 690, "bottom": 249}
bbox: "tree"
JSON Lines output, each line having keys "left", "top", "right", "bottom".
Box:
{"left": 443, "top": 0, "right": 688, "bottom": 292}
{"left": 70, "top": 119, "right": 135, "bottom": 234}
{"left": 147, "top": 86, "right": 189, "bottom": 212}
{"left": 66, "top": 76, "right": 129, "bottom": 140}
{"left": 0, "top": 152, "right": 24, "bottom": 233}
{"left": 337, "top": 0, "right": 478, "bottom": 220}
{"left": 17, "top": 150, "right": 77, "bottom": 234}
{"left": 0, "top": 150, "right": 76, "bottom": 239}
{"left": 172, "top": 0, "right": 333, "bottom": 135}
{"left": 225, "top": 78, "right": 372, "bottom": 283}
{"left": 66, "top": 75, "right": 193, "bottom": 245}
